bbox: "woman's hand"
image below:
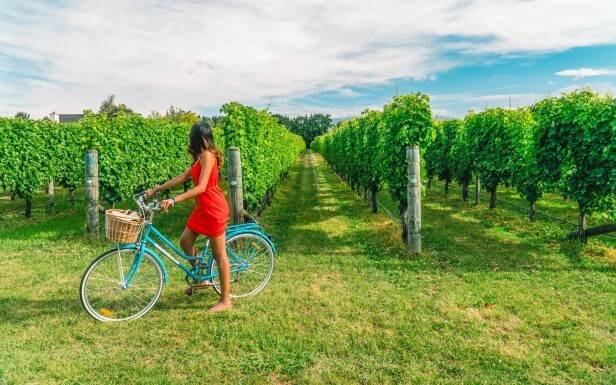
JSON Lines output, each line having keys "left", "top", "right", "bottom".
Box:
{"left": 159, "top": 199, "right": 175, "bottom": 211}
{"left": 143, "top": 189, "right": 157, "bottom": 199}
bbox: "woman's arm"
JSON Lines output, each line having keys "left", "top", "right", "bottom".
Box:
{"left": 144, "top": 167, "right": 192, "bottom": 199}
{"left": 159, "top": 152, "right": 216, "bottom": 210}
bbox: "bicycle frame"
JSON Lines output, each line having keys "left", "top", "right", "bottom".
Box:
{"left": 121, "top": 222, "right": 275, "bottom": 289}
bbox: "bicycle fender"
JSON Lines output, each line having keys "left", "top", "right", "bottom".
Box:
{"left": 118, "top": 244, "right": 169, "bottom": 284}
{"left": 227, "top": 230, "right": 276, "bottom": 253}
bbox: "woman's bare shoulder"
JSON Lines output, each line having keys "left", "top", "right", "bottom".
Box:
{"left": 200, "top": 150, "right": 216, "bottom": 162}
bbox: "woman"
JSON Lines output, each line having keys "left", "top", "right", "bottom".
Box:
{"left": 144, "top": 121, "right": 231, "bottom": 313}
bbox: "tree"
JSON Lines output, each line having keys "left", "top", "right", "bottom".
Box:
{"left": 98, "top": 95, "right": 136, "bottom": 120}
{"left": 165, "top": 105, "right": 200, "bottom": 125}
{"left": 148, "top": 110, "right": 162, "bottom": 119}
{"left": 273, "top": 113, "right": 331, "bottom": 149}
{"left": 272, "top": 113, "right": 295, "bottom": 129}
{"left": 299, "top": 114, "right": 331, "bottom": 149}
{"left": 201, "top": 115, "right": 224, "bottom": 128}
{"left": 14, "top": 112, "right": 30, "bottom": 120}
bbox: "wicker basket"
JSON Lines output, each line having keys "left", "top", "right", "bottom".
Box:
{"left": 105, "top": 209, "right": 144, "bottom": 244}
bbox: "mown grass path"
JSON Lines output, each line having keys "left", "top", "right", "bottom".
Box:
{"left": 1, "top": 150, "right": 614, "bottom": 384}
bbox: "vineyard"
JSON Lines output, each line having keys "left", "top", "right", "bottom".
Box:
{"left": 1, "top": 150, "right": 614, "bottom": 384}
{"left": 0, "top": 104, "right": 304, "bottom": 218}
{"left": 4, "top": 0, "right": 616, "bottom": 381}
{"left": 312, "top": 88, "right": 616, "bottom": 243}
{"left": 0, "top": 91, "right": 615, "bottom": 384}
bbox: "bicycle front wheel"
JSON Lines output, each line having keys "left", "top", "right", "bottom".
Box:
{"left": 80, "top": 248, "right": 164, "bottom": 322}
{"left": 209, "top": 232, "right": 274, "bottom": 298}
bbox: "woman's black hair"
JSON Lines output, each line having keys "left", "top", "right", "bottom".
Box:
{"left": 187, "top": 121, "right": 223, "bottom": 167}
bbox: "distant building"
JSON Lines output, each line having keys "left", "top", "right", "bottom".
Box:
{"left": 49, "top": 112, "right": 84, "bottom": 123}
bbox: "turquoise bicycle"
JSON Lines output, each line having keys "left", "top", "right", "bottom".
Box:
{"left": 80, "top": 194, "right": 275, "bottom": 322}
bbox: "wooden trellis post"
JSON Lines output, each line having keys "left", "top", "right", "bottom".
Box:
{"left": 227, "top": 147, "right": 244, "bottom": 225}
{"left": 475, "top": 174, "right": 481, "bottom": 205}
{"left": 407, "top": 145, "right": 421, "bottom": 253}
{"left": 48, "top": 180, "right": 55, "bottom": 214}
{"left": 85, "top": 150, "right": 99, "bottom": 237}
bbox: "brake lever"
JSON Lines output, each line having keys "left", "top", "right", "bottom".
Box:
{"left": 149, "top": 199, "right": 161, "bottom": 211}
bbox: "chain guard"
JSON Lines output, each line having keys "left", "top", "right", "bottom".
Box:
{"left": 184, "top": 263, "right": 216, "bottom": 287}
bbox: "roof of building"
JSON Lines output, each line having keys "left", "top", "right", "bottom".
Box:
{"left": 58, "top": 114, "right": 84, "bottom": 123}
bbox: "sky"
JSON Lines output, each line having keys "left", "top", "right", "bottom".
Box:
{"left": 1, "top": 0, "right": 615, "bottom": 119}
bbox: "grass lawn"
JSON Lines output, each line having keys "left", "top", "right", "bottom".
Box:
{"left": 1, "top": 150, "right": 614, "bottom": 384}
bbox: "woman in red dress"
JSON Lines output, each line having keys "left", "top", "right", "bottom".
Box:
{"left": 144, "top": 121, "right": 231, "bottom": 312}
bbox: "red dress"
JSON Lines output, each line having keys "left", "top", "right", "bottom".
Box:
{"left": 185, "top": 155, "right": 229, "bottom": 237}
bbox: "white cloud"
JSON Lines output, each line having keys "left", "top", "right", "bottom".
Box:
{"left": 425, "top": 92, "right": 544, "bottom": 116}
{"left": 270, "top": 100, "right": 384, "bottom": 119}
{"left": 554, "top": 83, "right": 614, "bottom": 96}
{"left": 1, "top": 0, "right": 616, "bottom": 117}
{"left": 432, "top": 109, "right": 455, "bottom": 118}
{"left": 427, "top": 84, "right": 615, "bottom": 118}
{"left": 462, "top": 93, "right": 544, "bottom": 106}
{"left": 555, "top": 68, "right": 616, "bottom": 79}
{"left": 336, "top": 88, "right": 365, "bottom": 98}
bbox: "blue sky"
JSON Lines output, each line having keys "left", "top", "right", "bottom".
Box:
{"left": 1, "top": 0, "right": 615, "bottom": 119}
{"left": 286, "top": 44, "right": 616, "bottom": 118}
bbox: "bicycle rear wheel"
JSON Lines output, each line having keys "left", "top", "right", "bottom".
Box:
{"left": 80, "top": 248, "right": 164, "bottom": 322}
{"left": 208, "top": 232, "right": 274, "bottom": 298}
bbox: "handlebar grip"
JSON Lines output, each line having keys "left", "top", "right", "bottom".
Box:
{"left": 150, "top": 204, "right": 161, "bottom": 212}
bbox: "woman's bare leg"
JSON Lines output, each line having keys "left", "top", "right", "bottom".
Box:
{"left": 208, "top": 232, "right": 232, "bottom": 312}
{"left": 180, "top": 228, "right": 208, "bottom": 294}
{"left": 180, "top": 228, "right": 200, "bottom": 264}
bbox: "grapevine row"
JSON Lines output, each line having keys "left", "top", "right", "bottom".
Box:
{"left": 0, "top": 103, "right": 304, "bottom": 218}
{"left": 221, "top": 102, "right": 305, "bottom": 211}
{"left": 311, "top": 92, "right": 433, "bottom": 243}
{"left": 424, "top": 89, "right": 616, "bottom": 240}
{"left": 313, "top": 88, "right": 615, "bottom": 243}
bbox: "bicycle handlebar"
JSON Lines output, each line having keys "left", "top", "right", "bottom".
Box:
{"left": 136, "top": 194, "right": 161, "bottom": 212}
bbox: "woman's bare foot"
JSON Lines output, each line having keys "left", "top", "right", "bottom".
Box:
{"left": 183, "top": 282, "right": 210, "bottom": 296}
{"left": 207, "top": 300, "right": 232, "bottom": 313}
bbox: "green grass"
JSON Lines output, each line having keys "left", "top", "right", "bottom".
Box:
{"left": 1, "top": 150, "right": 615, "bottom": 384}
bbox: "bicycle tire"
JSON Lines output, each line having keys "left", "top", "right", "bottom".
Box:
{"left": 80, "top": 247, "right": 164, "bottom": 322}
{"left": 208, "top": 232, "right": 274, "bottom": 298}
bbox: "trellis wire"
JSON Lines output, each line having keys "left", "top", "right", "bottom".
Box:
{"left": 0, "top": 198, "right": 86, "bottom": 218}
{"left": 430, "top": 180, "right": 616, "bottom": 239}
{"left": 376, "top": 199, "right": 402, "bottom": 226}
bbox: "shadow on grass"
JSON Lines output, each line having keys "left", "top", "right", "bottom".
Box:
{"left": 558, "top": 240, "right": 586, "bottom": 265}
{"left": 1, "top": 282, "right": 233, "bottom": 325}
{"left": 269, "top": 151, "right": 614, "bottom": 275}
{"left": 0, "top": 296, "right": 82, "bottom": 323}
{"left": 328, "top": 173, "right": 559, "bottom": 272}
